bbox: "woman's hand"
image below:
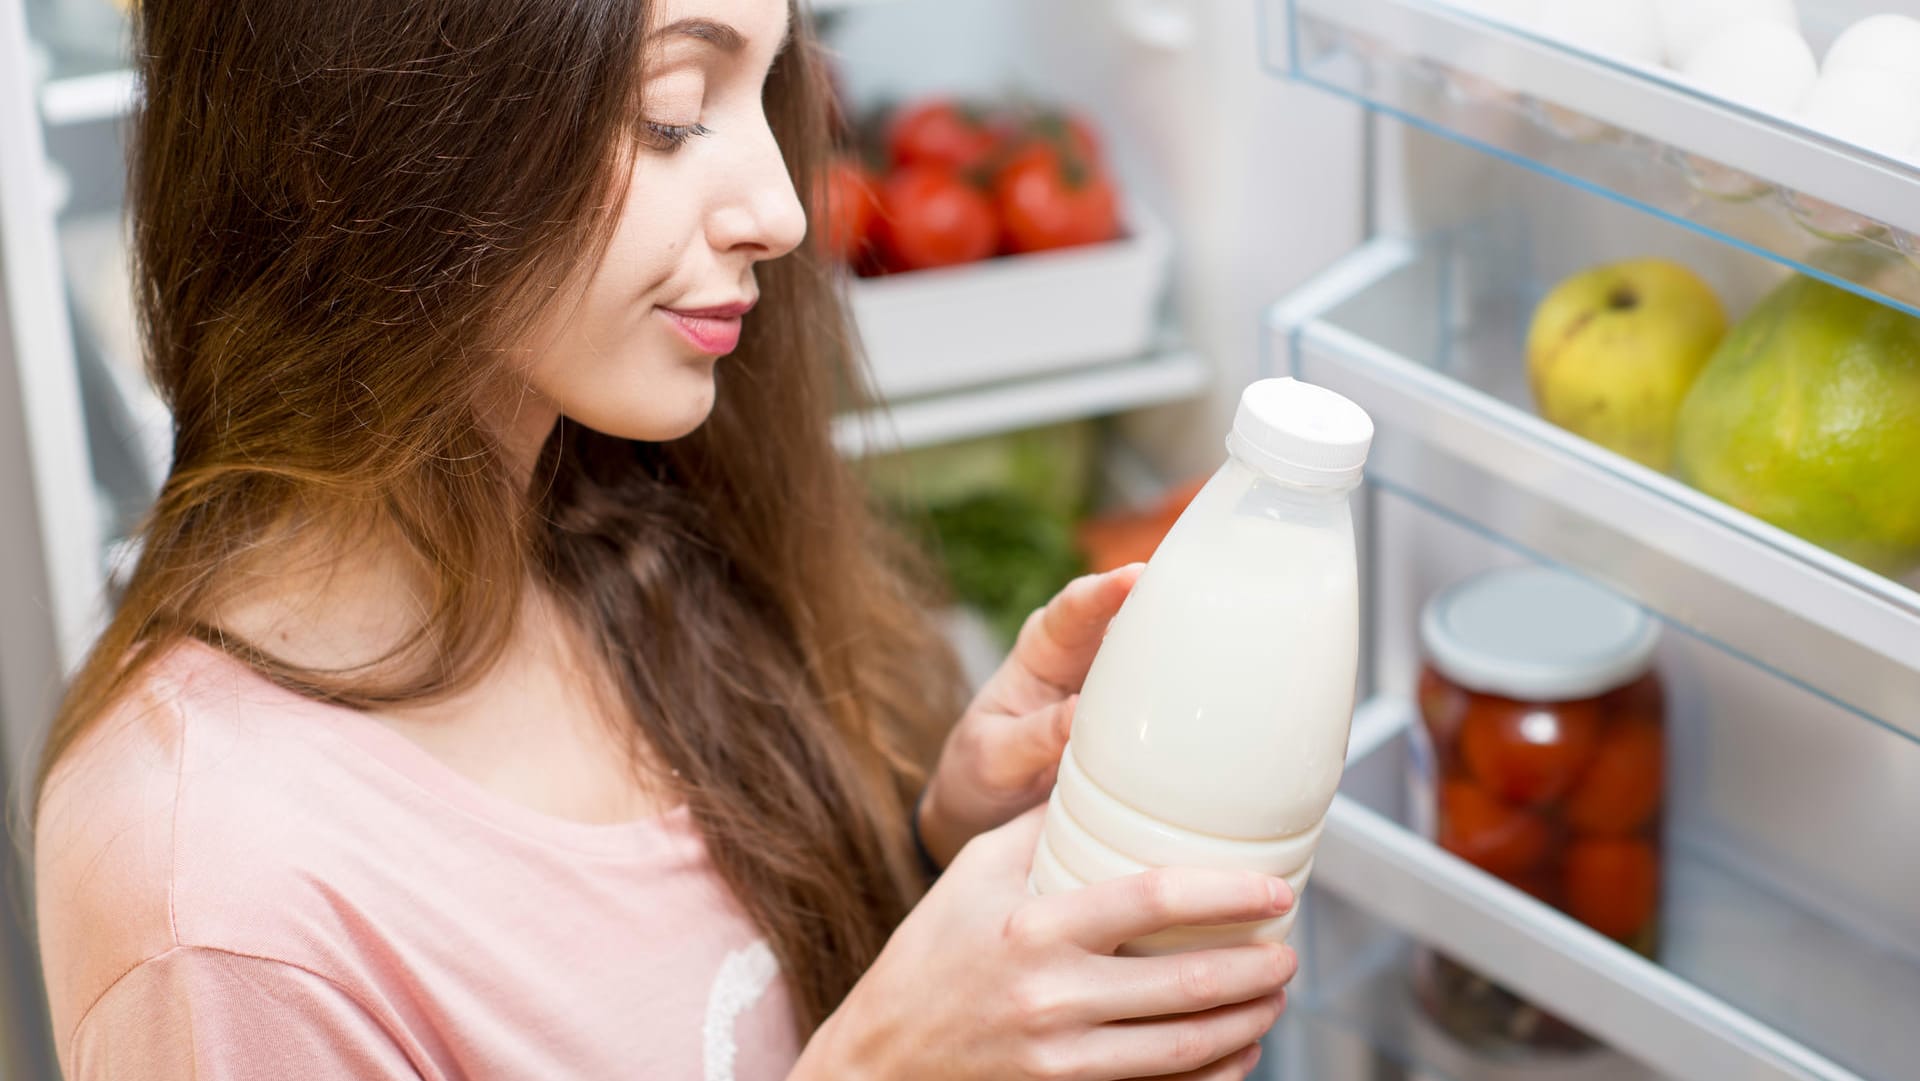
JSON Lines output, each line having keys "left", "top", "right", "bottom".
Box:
{"left": 919, "top": 565, "right": 1146, "bottom": 865}
{"left": 796, "top": 811, "right": 1297, "bottom": 1081}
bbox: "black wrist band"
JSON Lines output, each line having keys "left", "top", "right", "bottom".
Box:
{"left": 910, "top": 787, "right": 944, "bottom": 882}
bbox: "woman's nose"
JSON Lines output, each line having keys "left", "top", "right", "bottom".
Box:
{"left": 708, "top": 119, "right": 808, "bottom": 262}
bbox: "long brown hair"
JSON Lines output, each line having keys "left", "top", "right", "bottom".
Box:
{"left": 37, "top": 0, "right": 964, "bottom": 1033}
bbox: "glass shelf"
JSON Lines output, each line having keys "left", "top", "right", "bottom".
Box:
{"left": 1270, "top": 0, "right": 1920, "bottom": 320}
{"left": 1292, "top": 892, "right": 1661, "bottom": 1081}
{"left": 1307, "top": 695, "right": 1920, "bottom": 1081}
{"left": 1272, "top": 232, "right": 1920, "bottom": 746}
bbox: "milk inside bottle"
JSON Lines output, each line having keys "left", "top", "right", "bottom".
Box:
{"left": 1030, "top": 378, "right": 1373, "bottom": 955}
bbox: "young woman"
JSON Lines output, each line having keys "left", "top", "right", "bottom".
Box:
{"left": 33, "top": 1, "right": 1297, "bottom": 1077}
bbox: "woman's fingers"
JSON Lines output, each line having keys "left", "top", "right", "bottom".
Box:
{"left": 1035, "top": 867, "right": 1293, "bottom": 955}
{"left": 978, "top": 694, "right": 1078, "bottom": 794}
{"left": 1167, "top": 1042, "right": 1265, "bottom": 1081}
{"left": 1075, "top": 992, "right": 1287, "bottom": 1080}
{"left": 1009, "top": 565, "right": 1143, "bottom": 692}
{"left": 1079, "top": 943, "right": 1296, "bottom": 1023}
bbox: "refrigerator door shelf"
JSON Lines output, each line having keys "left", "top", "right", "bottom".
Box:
{"left": 1292, "top": 888, "right": 1663, "bottom": 1081}
{"left": 1271, "top": 236, "right": 1920, "bottom": 747}
{"left": 1314, "top": 696, "right": 1913, "bottom": 1081}
{"left": 1270, "top": 0, "right": 1920, "bottom": 320}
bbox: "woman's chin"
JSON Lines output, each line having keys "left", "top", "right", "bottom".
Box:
{"left": 562, "top": 373, "right": 716, "bottom": 444}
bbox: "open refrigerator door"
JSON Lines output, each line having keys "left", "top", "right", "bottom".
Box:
{"left": 1279, "top": 1, "right": 1918, "bottom": 1077}
{"left": 832, "top": 0, "right": 1920, "bottom": 1078}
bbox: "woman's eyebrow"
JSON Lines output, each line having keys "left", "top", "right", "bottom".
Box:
{"left": 651, "top": 18, "right": 746, "bottom": 52}
{"left": 648, "top": 15, "right": 794, "bottom": 55}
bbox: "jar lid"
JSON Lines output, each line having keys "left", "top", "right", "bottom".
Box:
{"left": 1420, "top": 566, "right": 1660, "bottom": 702}
{"left": 1225, "top": 378, "right": 1373, "bottom": 489}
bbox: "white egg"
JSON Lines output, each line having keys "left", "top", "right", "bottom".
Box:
{"left": 1535, "top": 0, "right": 1664, "bottom": 66}
{"left": 1656, "top": 0, "right": 1798, "bottom": 70}
{"left": 1823, "top": 14, "right": 1920, "bottom": 86}
{"left": 1800, "top": 66, "right": 1920, "bottom": 158}
{"left": 1682, "top": 22, "right": 1817, "bottom": 116}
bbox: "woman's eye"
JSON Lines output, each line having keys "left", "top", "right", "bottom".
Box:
{"left": 643, "top": 121, "right": 713, "bottom": 152}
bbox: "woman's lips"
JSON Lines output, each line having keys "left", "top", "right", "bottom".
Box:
{"left": 659, "top": 301, "right": 753, "bottom": 355}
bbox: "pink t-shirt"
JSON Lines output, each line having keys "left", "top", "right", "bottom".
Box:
{"left": 36, "top": 640, "right": 803, "bottom": 1080}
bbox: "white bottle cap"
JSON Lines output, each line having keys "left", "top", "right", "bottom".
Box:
{"left": 1225, "top": 378, "right": 1374, "bottom": 489}
{"left": 1421, "top": 566, "right": 1661, "bottom": 702}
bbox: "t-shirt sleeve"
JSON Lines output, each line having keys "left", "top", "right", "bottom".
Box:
{"left": 67, "top": 947, "right": 422, "bottom": 1080}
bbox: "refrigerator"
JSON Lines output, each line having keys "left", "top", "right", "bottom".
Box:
{"left": 824, "top": 2, "right": 1920, "bottom": 1078}
{"left": 4, "top": 0, "right": 1918, "bottom": 1078}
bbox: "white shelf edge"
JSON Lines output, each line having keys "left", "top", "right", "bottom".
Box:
{"left": 833, "top": 349, "right": 1208, "bottom": 458}
{"left": 39, "top": 66, "right": 135, "bottom": 127}
{"left": 1270, "top": 238, "right": 1920, "bottom": 743}
{"left": 1320, "top": 697, "right": 1864, "bottom": 1081}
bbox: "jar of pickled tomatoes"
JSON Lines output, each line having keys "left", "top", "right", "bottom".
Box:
{"left": 1410, "top": 566, "right": 1665, "bottom": 1055}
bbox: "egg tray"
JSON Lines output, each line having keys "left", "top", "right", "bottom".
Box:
{"left": 1289, "top": 6, "right": 1920, "bottom": 316}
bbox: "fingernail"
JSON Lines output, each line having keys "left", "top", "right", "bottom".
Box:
{"left": 1243, "top": 1043, "right": 1264, "bottom": 1067}
{"left": 1268, "top": 879, "right": 1292, "bottom": 912}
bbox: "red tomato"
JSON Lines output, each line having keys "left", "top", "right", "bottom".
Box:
{"left": 1460, "top": 695, "right": 1601, "bottom": 808}
{"left": 877, "top": 165, "right": 998, "bottom": 271}
{"left": 992, "top": 143, "right": 1120, "bottom": 254}
{"left": 888, "top": 99, "right": 1001, "bottom": 174}
{"left": 816, "top": 158, "right": 879, "bottom": 265}
{"left": 1417, "top": 667, "right": 1470, "bottom": 762}
{"left": 1563, "top": 719, "right": 1664, "bottom": 836}
{"left": 1605, "top": 673, "right": 1665, "bottom": 726}
{"left": 1562, "top": 838, "right": 1660, "bottom": 941}
{"left": 1438, "top": 779, "right": 1553, "bottom": 879}
{"left": 1018, "top": 107, "right": 1103, "bottom": 165}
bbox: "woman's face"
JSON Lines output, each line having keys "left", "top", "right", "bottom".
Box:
{"left": 507, "top": 0, "right": 805, "bottom": 455}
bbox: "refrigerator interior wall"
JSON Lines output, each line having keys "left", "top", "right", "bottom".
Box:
{"left": 823, "top": 0, "right": 1367, "bottom": 480}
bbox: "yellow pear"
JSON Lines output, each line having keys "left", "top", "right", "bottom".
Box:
{"left": 1526, "top": 260, "right": 1727, "bottom": 471}
{"left": 1675, "top": 275, "right": 1920, "bottom": 573}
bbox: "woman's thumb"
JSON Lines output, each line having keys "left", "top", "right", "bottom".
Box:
{"left": 1024, "top": 695, "right": 1078, "bottom": 765}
